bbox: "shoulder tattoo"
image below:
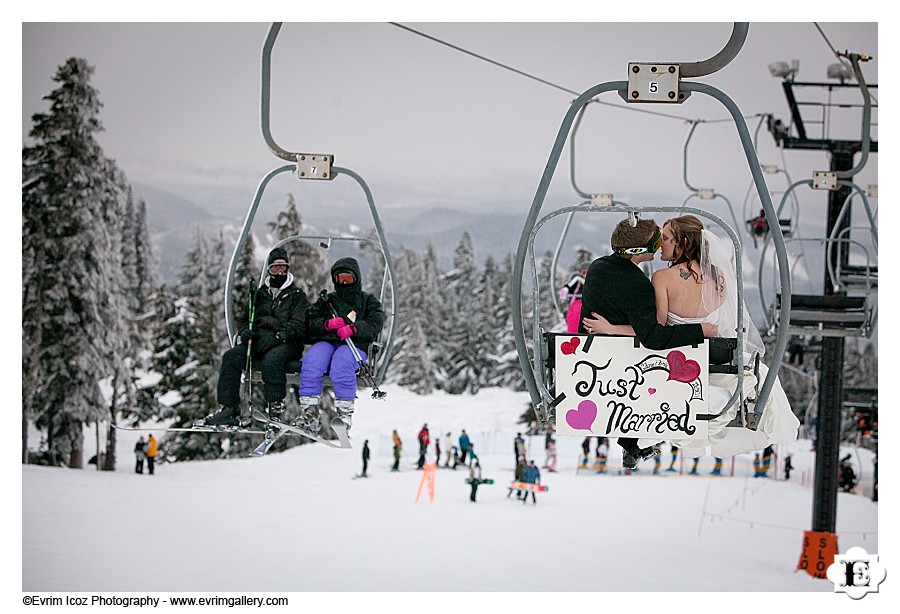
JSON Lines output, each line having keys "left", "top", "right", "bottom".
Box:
{"left": 678, "top": 267, "right": 690, "bottom": 280}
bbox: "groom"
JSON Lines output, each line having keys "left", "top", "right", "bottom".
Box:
{"left": 579, "top": 217, "right": 714, "bottom": 469}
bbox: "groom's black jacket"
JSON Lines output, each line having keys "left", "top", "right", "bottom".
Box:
{"left": 579, "top": 254, "right": 703, "bottom": 350}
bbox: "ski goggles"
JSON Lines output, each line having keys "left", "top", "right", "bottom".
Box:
{"left": 616, "top": 226, "right": 662, "bottom": 255}
{"left": 268, "top": 263, "right": 289, "bottom": 275}
{"left": 334, "top": 271, "right": 356, "bottom": 285}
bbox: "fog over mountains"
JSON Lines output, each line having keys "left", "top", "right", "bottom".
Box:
{"left": 136, "top": 179, "right": 876, "bottom": 347}
{"left": 137, "top": 181, "right": 628, "bottom": 286}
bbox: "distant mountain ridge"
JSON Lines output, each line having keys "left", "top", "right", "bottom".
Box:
{"left": 136, "top": 185, "right": 615, "bottom": 286}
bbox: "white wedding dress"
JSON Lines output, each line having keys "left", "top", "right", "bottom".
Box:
{"left": 648, "top": 311, "right": 800, "bottom": 458}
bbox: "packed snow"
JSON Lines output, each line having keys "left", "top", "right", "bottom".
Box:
{"left": 21, "top": 386, "right": 879, "bottom": 607}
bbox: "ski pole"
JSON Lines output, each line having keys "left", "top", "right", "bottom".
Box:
{"left": 240, "top": 286, "right": 256, "bottom": 422}
{"left": 320, "top": 289, "right": 386, "bottom": 400}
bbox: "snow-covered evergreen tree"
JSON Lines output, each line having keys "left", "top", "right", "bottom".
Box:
{"left": 491, "top": 253, "right": 526, "bottom": 390}
{"left": 444, "top": 232, "right": 481, "bottom": 393}
{"left": 231, "top": 231, "right": 259, "bottom": 336}
{"left": 388, "top": 249, "right": 438, "bottom": 393}
{"left": 420, "top": 244, "right": 449, "bottom": 389}
{"left": 267, "top": 193, "right": 326, "bottom": 298}
{"left": 158, "top": 234, "right": 230, "bottom": 461}
{"left": 473, "top": 256, "right": 500, "bottom": 391}
{"left": 23, "top": 58, "right": 132, "bottom": 467}
{"left": 538, "top": 249, "right": 563, "bottom": 331}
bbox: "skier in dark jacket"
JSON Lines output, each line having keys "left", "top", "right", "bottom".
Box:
{"left": 417, "top": 424, "right": 430, "bottom": 469}
{"left": 202, "top": 247, "right": 309, "bottom": 427}
{"left": 295, "top": 257, "right": 385, "bottom": 435}
{"left": 360, "top": 440, "right": 370, "bottom": 478}
{"left": 522, "top": 460, "right": 541, "bottom": 504}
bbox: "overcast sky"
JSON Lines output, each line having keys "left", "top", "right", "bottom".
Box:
{"left": 21, "top": 20, "right": 879, "bottom": 221}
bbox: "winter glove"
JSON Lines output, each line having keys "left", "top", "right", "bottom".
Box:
{"left": 325, "top": 317, "right": 345, "bottom": 331}
{"left": 275, "top": 330, "right": 288, "bottom": 343}
{"left": 255, "top": 335, "right": 280, "bottom": 355}
{"left": 558, "top": 287, "right": 569, "bottom": 301}
{"left": 239, "top": 329, "right": 259, "bottom": 344}
{"left": 337, "top": 324, "right": 357, "bottom": 341}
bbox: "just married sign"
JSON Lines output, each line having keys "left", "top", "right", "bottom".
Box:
{"left": 551, "top": 335, "right": 709, "bottom": 441}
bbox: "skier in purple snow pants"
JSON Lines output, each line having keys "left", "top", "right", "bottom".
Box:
{"left": 294, "top": 257, "right": 385, "bottom": 435}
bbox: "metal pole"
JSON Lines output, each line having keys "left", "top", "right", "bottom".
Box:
{"left": 811, "top": 148, "right": 854, "bottom": 534}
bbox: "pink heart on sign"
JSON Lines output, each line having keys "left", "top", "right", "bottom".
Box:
{"left": 648, "top": 388, "right": 657, "bottom": 395}
{"left": 565, "top": 400, "right": 597, "bottom": 431}
{"left": 666, "top": 350, "right": 701, "bottom": 384}
{"left": 560, "top": 337, "right": 580, "bottom": 355}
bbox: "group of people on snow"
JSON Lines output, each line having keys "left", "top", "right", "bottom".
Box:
{"left": 200, "top": 250, "right": 385, "bottom": 438}
{"left": 133, "top": 434, "right": 158, "bottom": 475}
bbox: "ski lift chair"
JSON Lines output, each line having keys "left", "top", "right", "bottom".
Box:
{"left": 225, "top": 22, "right": 397, "bottom": 414}
{"left": 512, "top": 23, "right": 792, "bottom": 441}
{"left": 245, "top": 237, "right": 392, "bottom": 396}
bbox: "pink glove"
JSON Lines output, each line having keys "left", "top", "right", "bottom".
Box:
{"left": 558, "top": 287, "right": 569, "bottom": 301}
{"left": 337, "top": 324, "right": 357, "bottom": 341}
{"left": 325, "top": 317, "right": 345, "bottom": 331}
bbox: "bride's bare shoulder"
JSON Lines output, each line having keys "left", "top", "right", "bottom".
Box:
{"left": 651, "top": 267, "right": 675, "bottom": 285}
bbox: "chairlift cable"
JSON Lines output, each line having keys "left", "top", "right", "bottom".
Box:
{"left": 390, "top": 22, "right": 762, "bottom": 125}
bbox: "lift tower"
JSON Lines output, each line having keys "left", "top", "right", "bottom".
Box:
{"left": 767, "top": 60, "right": 877, "bottom": 535}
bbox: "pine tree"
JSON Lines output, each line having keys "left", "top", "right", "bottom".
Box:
{"left": 231, "top": 232, "right": 259, "bottom": 339}
{"left": 538, "top": 249, "right": 563, "bottom": 331}
{"left": 421, "top": 244, "right": 449, "bottom": 388}
{"left": 267, "top": 193, "right": 326, "bottom": 298}
{"left": 474, "top": 256, "right": 500, "bottom": 390}
{"left": 444, "top": 232, "right": 480, "bottom": 393}
{"left": 389, "top": 249, "right": 438, "bottom": 393}
{"left": 132, "top": 194, "right": 158, "bottom": 313}
{"left": 159, "top": 234, "right": 230, "bottom": 461}
{"left": 23, "top": 58, "right": 132, "bottom": 467}
{"left": 492, "top": 253, "right": 526, "bottom": 390}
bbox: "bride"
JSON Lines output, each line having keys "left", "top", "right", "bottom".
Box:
{"left": 583, "top": 215, "right": 799, "bottom": 458}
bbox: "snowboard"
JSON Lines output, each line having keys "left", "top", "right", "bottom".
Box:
{"left": 508, "top": 481, "right": 548, "bottom": 492}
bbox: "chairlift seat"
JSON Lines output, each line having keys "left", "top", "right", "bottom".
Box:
{"left": 840, "top": 264, "right": 877, "bottom": 288}
{"left": 708, "top": 337, "right": 738, "bottom": 374}
{"left": 775, "top": 293, "right": 869, "bottom": 333}
{"left": 779, "top": 218, "right": 793, "bottom": 238}
{"left": 248, "top": 342, "right": 380, "bottom": 388}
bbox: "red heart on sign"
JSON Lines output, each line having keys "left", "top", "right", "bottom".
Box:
{"left": 666, "top": 350, "right": 701, "bottom": 383}
{"left": 561, "top": 337, "right": 581, "bottom": 355}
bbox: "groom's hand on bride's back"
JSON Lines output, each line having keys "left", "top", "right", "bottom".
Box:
{"left": 701, "top": 323, "right": 718, "bottom": 337}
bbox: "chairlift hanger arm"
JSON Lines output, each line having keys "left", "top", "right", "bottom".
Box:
{"left": 260, "top": 22, "right": 334, "bottom": 176}
{"left": 679, "top": 23, "right": 749, "bottom": 78}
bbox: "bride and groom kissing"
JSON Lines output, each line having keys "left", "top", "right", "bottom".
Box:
{"left": 577, "top": 214, "right": 798, "bottom": 469}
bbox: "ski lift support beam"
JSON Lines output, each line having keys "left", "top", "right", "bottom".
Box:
{"left": 767, "top": 50, "right": 877, "bottom": 536}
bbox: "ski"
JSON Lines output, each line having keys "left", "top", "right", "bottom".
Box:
{"left": 251, "top": 410, "right": 352, "bottom": 449}
{"left": 112, "top": 423, "right": 267, "bottom": 435}
{"left": 250, "top": 428, "right": 290, "bottom": 456}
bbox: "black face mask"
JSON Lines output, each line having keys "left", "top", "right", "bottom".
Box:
{"left": 269, "top": 274, "right": 287, "bottom": 289}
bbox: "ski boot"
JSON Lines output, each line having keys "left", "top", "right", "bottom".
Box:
{"left": 622, "top": 444, "right": 661, "bottom": 470}
{"left": 198, "top": 405, "right": 245, "bottom": 428}
{"left": 267, "top": 400, "right": 285, "bottom": 423}
{"left": 293, "top": 395, "right": 321, "bottom": 434}
{"left": 334, "top": 398, "right": 355, "bottom": 433}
